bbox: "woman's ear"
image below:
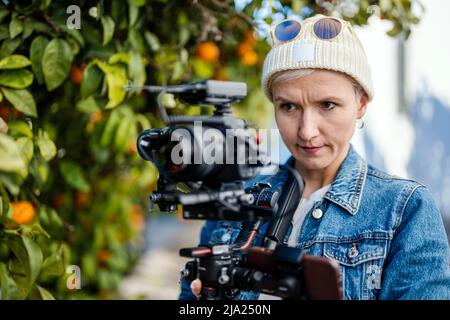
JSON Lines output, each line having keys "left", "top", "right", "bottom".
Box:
{"left": 357, "top": 92, "right": 369, "bottom": 119}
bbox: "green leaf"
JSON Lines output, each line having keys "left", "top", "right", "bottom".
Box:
{"left": 131, "top": 0, "right": 146, "bottom": 7}
{"left": 179, "top": 27, "right": 190, "bottom": 47}
{"left": 59, "top": 161, "right": 90, "bottom": 192}
{"left": 81, "top": 254, "right": 96, "bottom": 280}
{"left": 192, "top": 58, "right": 214, "bottom": 78}
{"left": 36, "top": 285, "right": 55, "bottom": 300}
{"left": 65, "top": 28, "right": 85, "bottom": 48}
{"left": 30, "top": 36, "right": 49, "bottom": 85}
{"left": 129, "top": 50, "right": 146, "bottom": 87}
{"left": 0, "top": 54, "right": 31, "bottom": 70}
{"left": 128, "top": 28, "right": 144, "bottom": 53}
{"left": 171, "top": 61, "right": 184, "bottom": 82}
{"left": 109, "top": 52, "right": 130, "bottom": 65}
{"left": 29, "top": 156, "right": 48, "bottom": 187}
{"left": 94, "top": 60, "right": 128, "bottom": 109}
{"left": 29, "top": 224, "right": 50, "bottom": 239}
{"left": 40, "top": 254, "right": 65, "bottom": 278}
{"left": 0, "top": 179, "right": 10, "bottom": 222}
{"left": 5, "top": 235, "right": 43, "bottom": 294}
{"left": 0, "top": 172, "right": 24, "bottom": 196}
{"left": 0, "top": 133, "right": 27, "bottom": 174}
{"left": 80, "top": 62, "right": 103, "bottom": 99}
{"left": 100, "top": 109, "right": 120, "bottom": 146}
{"left": 101, "top": 16, "right": 115, "bottom": 46}
{"left": 0, "top": 9, "right": 9, "bottom": 24}
{"left": 2, "top": 88, "right": 37, "bottom": 117}
{"left": 144, "top": 31, "right": 160, "bottom": 52}
{"left": 38, "top": 206, "right": 64, "bottom": 235}
{"left": 115, "top": 116, "right": 135, "bottom": 151}
{"left": 9, "top": 18, "right": 24, "bottom": 39}
{"left": 37, "top": 130, "right": 57, "bottom": 161}
{"left": 76, "top": 96, "right": 100, "bottom": 114}
{"left": 32, "top": 21, "right": 51, "bottom": 34}
{"left": 129, "top": 2, "right": 139, "bottom": 27}
{"left": 379, "top": 0, "right": 393, "bottom": 11}
{"left": 0, "top": 69, "right": 34, "bottom": 89}
{"left": 0, "top": 263, "right": 21, "bottom": 300}
{"left": 16, "top": 137, "right": 34, "bottom": 164}
{"left": 0, "top": 38, "right": 22, "bottom": 59}
{"left": 0, "top": 25, "right": 9, "bottom": 41}
{"left": 6, "top": 120, "right": 33, "bottom": 138}
{"left": 42, "top": 39, "right": 73, "bottom": 91}
{"left": 22, "top": 18, "right": 35, "bottom": 40}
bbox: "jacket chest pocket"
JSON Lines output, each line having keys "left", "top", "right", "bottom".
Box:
{"left": 324, "top": 237, "right": 388, "bottom": 300}
{"left": 209, "top": 221, "right": 242, "bottom": 245}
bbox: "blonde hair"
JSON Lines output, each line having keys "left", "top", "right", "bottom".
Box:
{"left": 269, "top": 69, "right": 366, "bottom": 103}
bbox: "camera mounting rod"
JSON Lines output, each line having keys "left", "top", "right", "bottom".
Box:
{"left": 122, "top": 80, "right": 247, "bottom": 121}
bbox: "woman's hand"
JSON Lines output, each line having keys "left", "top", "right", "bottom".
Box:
{"left": 190, "top": 279, "right": 202, "bottom": 299}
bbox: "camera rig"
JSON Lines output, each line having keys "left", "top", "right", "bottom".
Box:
{"left": 126, "top": 80, "right": 342, "bottom": 300}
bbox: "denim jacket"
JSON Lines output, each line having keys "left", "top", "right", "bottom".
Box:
{"left": 179, "top": 144, "right": 450, "bottom": 300}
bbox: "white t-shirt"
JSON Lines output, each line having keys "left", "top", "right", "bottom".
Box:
{"left": 287, "top": 184, "right": 331, "bottom": 247}
{"left": 258, "top": 184, "right": 331, "bottom": 300}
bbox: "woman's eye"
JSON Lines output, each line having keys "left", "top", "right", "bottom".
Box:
{"left": 322, "top": 101, "right": 337, "bottom": 110}
{"left": 280, "top": 103, "right": 296, "bottom": 112}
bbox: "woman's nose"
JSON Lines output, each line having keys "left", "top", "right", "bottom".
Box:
{"left": 298, "top": 111, "right": 320, "bottom": 141}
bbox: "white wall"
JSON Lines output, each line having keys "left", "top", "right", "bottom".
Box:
{"left": 406, "top": 0, "right": 450, "bottom": 108}
{"left": 354, "top": 17, "right": 415, "bottom": 178}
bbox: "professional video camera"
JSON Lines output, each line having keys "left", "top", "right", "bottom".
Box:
{"left": 126, "top": 80, "right": 342, "bottom": 300}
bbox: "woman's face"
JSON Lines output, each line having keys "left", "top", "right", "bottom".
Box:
{"left": 272, "top": 69, "right": 368, "bottom": 174}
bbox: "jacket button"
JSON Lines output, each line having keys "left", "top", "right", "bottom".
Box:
{"left": 348, "top": 243, "right": 359, "bottom": 258}
{"left": 312, "top": 208, "right": 323, "bottom": 219}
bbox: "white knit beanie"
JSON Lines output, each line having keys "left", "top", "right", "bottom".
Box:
{"left": 262, "top": 14, "right": 374, "bottom": 102}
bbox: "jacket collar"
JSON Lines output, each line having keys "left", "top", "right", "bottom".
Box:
{"left": 283, "top": 144, "right": 367, "bottom": 216}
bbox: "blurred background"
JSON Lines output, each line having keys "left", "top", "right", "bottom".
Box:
{"left": 0, "top": 0, "right": 448, "bottom": 300}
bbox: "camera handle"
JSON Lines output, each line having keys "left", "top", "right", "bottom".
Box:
{"left": 263, "top": 164, "right": 304, "bottom": 249}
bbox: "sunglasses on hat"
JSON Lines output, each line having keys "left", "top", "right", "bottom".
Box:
{"left": 269, "top": 16, "right": 353, "bottom": 46}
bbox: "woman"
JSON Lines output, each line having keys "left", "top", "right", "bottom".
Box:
{"left": 180, "top": 14, "right": 450, "bottom": 300}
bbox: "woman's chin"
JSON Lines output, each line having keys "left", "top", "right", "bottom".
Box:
{"left": 292, "top": 149, "right": 336, "bottom": 171}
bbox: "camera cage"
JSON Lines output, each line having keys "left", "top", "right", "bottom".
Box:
{"left": 127, "top": 80, "right": 343, "bottom": 300}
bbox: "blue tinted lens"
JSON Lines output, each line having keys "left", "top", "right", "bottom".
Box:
{"left": 274, "top": 20, "right": 301, "bottom": 42}
{"left": 313, "top": 18, "right": 342, "bottom": 39}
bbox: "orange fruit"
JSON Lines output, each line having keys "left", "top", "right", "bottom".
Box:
{"left": 51, "top": 194, "right": 66, "bottom": 209}
{"left": 237, "top": 41, "right": 252, "bottom": 57}
{"left": 89, "top": 111, "right": 102, "bottom": 125}
{"left": 128, "top": 140, "right": 137, "bottom": 154}
{"left": 0, "top": 103, "right": 22, "bottom": 122}
{"left": 12, "top": 109, "right": 21, "bottom": 118}
{"left": 0, "top": 104, "right": 9, "bottom": 122}
{"left": 245, "top": 30, "right": 257, "bottom": 44}
{"left": 130, "top": 205, "right": 145, "bottom": 231}
{"left": 96, "top": 250, "right": 112, "bottom": 263}
{"left": 11, "top": 201, "right": 35, "bottom": 224}
{"left": 69, "top": 64, "right": 85, "bottom": 85}
{"left": 74, "top": 192, "right": 90, "bottom": 209}
{"left": 196, "top": 42, "right": 220, "bottom": 62}
{"left": 241, "top": 50, "right": 258, "bottom": 66}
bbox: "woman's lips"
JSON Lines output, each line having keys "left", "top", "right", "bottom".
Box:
{"left": 300, "top": 146, "right": 323, "bottom": 154}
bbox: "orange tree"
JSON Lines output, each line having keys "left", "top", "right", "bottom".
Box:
{"left": 0, "top": 0, "right": 421, "bottom": 299}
